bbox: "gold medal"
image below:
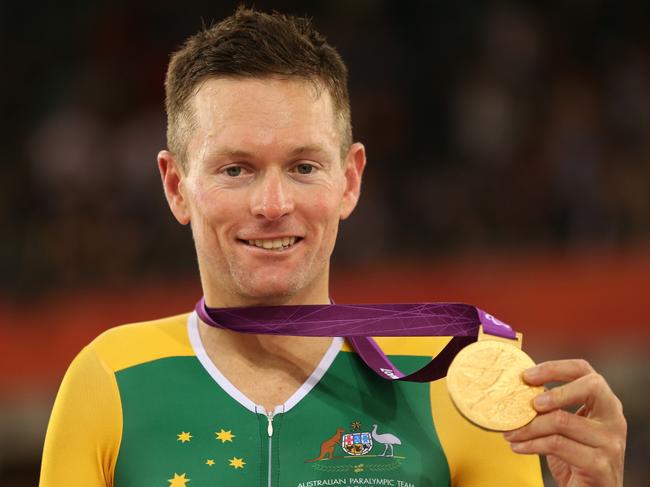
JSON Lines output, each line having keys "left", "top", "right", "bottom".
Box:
{"left": 447, "top": 339, "right": 544, "bottom": 431}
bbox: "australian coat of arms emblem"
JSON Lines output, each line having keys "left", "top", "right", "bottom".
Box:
{"left": 305, "top": 420, "right": 404, "bottom": 473}
{"left": 341, "top": 431, "right": 373, "bottom": 455}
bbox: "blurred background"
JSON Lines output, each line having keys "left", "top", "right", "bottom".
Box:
{"left": 1, "top": 0, "right": 649, "bottom": 484}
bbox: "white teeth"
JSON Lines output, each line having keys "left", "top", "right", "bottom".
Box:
{"left": 246, "top": 237, "right": 298, "bottom": 250}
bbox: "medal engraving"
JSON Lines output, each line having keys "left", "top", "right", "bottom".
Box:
{"left": 447, "top": 340, "right": 544, "bottom": 431}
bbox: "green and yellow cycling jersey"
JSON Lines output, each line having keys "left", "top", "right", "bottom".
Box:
{"left": 40, "top": 313, "right": 542, "bottom": 487}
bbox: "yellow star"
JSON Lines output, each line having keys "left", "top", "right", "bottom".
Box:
{"left": 206, "top": 459, "right": 215, "bottom": 466}
{"left": 215, "top": 429, "right": 235, "bottom": 443}
{"left": 229, "top": 457, "right": 246, "bottom": 469}
{"left": 168, "top": 472, "right": 190, "bottom": 486}
{"left": 177, "top": 431, "right": 192, "bottom": 443}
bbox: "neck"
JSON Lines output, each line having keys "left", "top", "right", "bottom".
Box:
{"left": 197, "top": 288, "right": 333, "bottom": 355}
{"left": 214, "top": 295, "right": 331, "bottom": 308}
{"left": 197, "top": 315, "right": 334, "bottom": 412}
{"left": 199, "top": 322, "right": 331, "bottom": 358}
{"left": 195, "top": 288, "right": 335, "bottom": 413}
{"left": 200, "top": 266, "right": 332, "bottom": 308}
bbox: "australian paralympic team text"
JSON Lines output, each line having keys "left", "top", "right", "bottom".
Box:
{"left": 297, "top": 479, "right": 415, "bottom": 487}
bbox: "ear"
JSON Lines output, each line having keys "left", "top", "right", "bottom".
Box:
{"left": 339, "top": 142, "right": 366, "bottom": 220}
{"left": 158, "top": 150, "right": 191, "bottom": 225}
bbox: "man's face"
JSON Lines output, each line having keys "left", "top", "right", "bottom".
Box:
{"left": 159, "top": 77, "right": 365, "bottom": 307}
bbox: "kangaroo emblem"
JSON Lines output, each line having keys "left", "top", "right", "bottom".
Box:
{"left": 305, "top": 427, "right": 346, "bottom": 462}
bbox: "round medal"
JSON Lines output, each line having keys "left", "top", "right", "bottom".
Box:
{"left": 447, "top": 340, "right": 544, "bottom": 431}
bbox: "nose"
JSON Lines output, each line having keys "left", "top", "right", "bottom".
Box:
{"left": 250, "top": 169, "right": 295, "bottom": 220}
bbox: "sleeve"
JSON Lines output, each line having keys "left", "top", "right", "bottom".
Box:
{"left": 40, "top": 345, "right": 123, "bottom": 487}
{"left": 430, "top": 378, "right": 543, "bottom": 487}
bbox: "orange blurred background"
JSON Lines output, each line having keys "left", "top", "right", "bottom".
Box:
{"left": 2, "top": 247, "right": 649, "bottom": 392}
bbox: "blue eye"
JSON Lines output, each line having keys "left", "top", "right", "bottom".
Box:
{"left": 225, "top": 166, "right": 242, "bottom": 177}
{"left": 296, "top": 163, "right": 314, "bottom": 175}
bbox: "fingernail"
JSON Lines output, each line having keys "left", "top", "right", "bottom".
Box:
{"left": 510, "top": 442, "right": 525, "bottom": 453}
{"left": 523, "top": 366, "right": 540, "bottom": 380}
{"left": 503, "top": 431, "right": 514, "bottom": 439}
{"left": 534, "top": 393, "right": 550, "bottom": 408}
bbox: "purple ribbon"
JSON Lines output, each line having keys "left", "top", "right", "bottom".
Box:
{"left": 195, "top": 298, "right": 517, "bottom": 383}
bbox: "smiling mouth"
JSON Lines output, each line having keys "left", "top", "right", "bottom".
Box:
{"left": 242, "top": 237, "right": 301, "bottom": 251}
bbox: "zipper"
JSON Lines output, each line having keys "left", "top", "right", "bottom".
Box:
{"left": 266, "top": 411, "right": 274, "bottom": 487}
{"left": 267, "top": 411, "right": 275, "bottom": 437}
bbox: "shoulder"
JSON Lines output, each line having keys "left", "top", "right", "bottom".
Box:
{"left": 87, "top": 313, "right": 195, "bottom": 373}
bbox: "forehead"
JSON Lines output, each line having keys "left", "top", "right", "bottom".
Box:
{"left": 186, "top": 77, "right": 340, "bottom": 159}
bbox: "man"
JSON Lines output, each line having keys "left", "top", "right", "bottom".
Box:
{"left": 40, "top": 7, "right": 626, "bottom": 487}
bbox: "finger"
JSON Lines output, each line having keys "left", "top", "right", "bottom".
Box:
{"left": 523, "top": 359, "right": 594, "bottom": 386}
{"left": 509, "top": 434, "right": 598, "bottom": 471}
{"left": 531, "top": 372, "right": 621, "bottom": 417}
{"left": 504, "top": 410, "right": 608, "bottom": 448}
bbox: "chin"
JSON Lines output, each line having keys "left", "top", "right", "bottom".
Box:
{"left": 234, "top": 274, "right": 306, "bottom": 305}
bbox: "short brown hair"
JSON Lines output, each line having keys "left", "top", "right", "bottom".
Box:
{"left": 164, "top": 7, "right": 352, "bottom": 169}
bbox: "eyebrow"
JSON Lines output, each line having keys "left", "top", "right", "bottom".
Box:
{"left": 210, "top": 148, "right": 255, "bottom": 159}
{"left": 210, "top": 144, "right": 328, "bottom": 160}
{"left": 288, "top": 144, "right": 328, "bottom": 157}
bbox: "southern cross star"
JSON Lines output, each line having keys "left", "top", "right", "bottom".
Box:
{"left": 177, "top": 432, "right": 192, "bottom": 443}
{"left": 215, "top": 429, "right": 235, "bottom": 443}
{"left": 229, "top": 457, "right": 246, "bottom": 469}
{"left": 168, "top": 472, "right": 190, "bottom": 486}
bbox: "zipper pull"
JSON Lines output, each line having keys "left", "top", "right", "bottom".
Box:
{"left": 267, "top": 412, "right": 274, "bottom": 437}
